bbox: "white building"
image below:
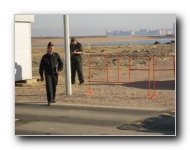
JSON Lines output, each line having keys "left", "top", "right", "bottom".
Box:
{"left": 165, "top": 29, "right": 173, "bottom": 35}
{"left": 15, "top": 15, "right": 34, "bottom": 81}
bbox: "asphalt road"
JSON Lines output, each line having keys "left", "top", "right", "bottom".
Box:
{"left": 15, "top": 102, "right": 175, "bottom": 136}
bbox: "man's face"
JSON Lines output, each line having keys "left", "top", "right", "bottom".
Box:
{"left": 47, "top": 46, "right": 54, "bottom": 55}
{"left": 72, "top": 40, "right": 77, "bottom": 45}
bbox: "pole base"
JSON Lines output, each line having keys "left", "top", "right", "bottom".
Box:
{"left": 86, "top": 90, "right": 93, "bottom": 95}
{"left": 146, "top": 94, "right": 152, "bottom": 99}
{"left": 152, "top": 92, "right": 157, "bottom": 98}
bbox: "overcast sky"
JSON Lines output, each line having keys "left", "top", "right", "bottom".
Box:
{"left": 31, "top": 14, "right": 176, "bottom": 37}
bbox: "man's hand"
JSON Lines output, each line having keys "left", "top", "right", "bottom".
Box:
{"left": 71, "top": 49, "right": 82, "bottom": 55}
{"left": 73, "top": 50, "right": 82, "bottom": 55}
{"left": 71, "top": 50, "right": 76, "bottom": 54}
{"left": 56, "top": 69, "right": 61, "bottom": 75}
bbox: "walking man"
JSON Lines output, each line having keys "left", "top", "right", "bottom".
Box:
{"left": 70, "top": 37, "right": 84, "bottom": 85}
{"left": 39, "top": 42, "right": 63, "bottom": 106}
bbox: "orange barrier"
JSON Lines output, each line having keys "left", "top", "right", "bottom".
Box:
{"left": 151, "top": 55, "right": 175, "bottom": 98}
{"left": 86, "top": 54, "right": 151, "bottom": 98}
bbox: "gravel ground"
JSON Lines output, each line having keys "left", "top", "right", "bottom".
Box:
{"left": 15, "top": 38, "right": 176, "bottom": 110}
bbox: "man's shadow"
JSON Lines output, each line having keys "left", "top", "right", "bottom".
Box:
{"left": 15, "top": 62, "right": 22, "bottom": 81}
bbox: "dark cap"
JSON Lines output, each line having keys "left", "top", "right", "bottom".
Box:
{"left": 71, "top": 37, "right": 76, "bottom": 42}
{"left": 47, "top": 42, "right": 54, "bottom": 48}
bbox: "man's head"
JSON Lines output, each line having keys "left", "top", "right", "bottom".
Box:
{"left": 71, "top": 37, "right": 77, "bottom": 45}
{"left": 47, "top": 42, "right": 54, "bottom": 55}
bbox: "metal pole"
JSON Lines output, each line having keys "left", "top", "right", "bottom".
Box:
{"left": 63, "top": 15, "right": 72, "bottom": 95}
{"left": 173, "top": 56, "right": 175, "bottom": 78}
{"left": 128, "top": 56, "right": 130, "bottom": 83}
{"left": 106, "top": 55, "right": 108, "bottom": 83}
{"left": 146, "top": 56, "right": 151, "bottom": 98}
{"left": 152, "top": 56, "right": 157, "bottom": 98}
{"left": 118, "top": 55, "right": 120, "bottom": 82}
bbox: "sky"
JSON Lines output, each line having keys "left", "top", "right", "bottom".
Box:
{"left": 31, "top": 14, "right": 176, "bottom": 37}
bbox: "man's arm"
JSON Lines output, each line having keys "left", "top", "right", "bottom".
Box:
{"left": 72, "top": 43, "right": 83, "bottom": 54}
{"left": 72, "top": 50, "right": 82, "bottom": 55}
{"left": 39, "top": 56, "right": 45, "bottom": 81}
{"left": 57, "top": 54, "right": 63, "bottom": 72}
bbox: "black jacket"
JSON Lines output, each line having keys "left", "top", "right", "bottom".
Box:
{"left": 39, "top": 52, "right": 63, "bottom": 77}
{"left": 70, "top": 42, "right": 83, "bottom": 62}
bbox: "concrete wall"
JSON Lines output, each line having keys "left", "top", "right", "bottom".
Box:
{"left": 15, "top": 15, "right": 34, "bottom": 81}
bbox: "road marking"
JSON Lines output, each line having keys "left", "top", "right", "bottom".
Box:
{"left": 136, "top": 122, "right": 143, "bottom": 125}
{"left": 146, "top": 119, "right": 154, "bottom": 122}
{"left": 162, "top": 113, "right": 171, "bottom": 116}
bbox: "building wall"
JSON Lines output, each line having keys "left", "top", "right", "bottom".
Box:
{"left": 15, "top": 15, "right": 34, "bottom": 81}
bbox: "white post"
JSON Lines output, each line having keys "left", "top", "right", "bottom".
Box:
{"left": 63, "top": 15, "right": 72, "bottom": 95}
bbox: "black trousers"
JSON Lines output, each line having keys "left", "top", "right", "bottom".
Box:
{"left": 45, "top": 74, "right": 58, "bottom": 102}
{"left": 71, "top": 61, "right": 84, "bottom": 82}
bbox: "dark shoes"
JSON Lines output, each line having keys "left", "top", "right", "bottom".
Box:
{"left": 51, "top": 100, "right": 56, "bottom": 103}
{"left": 79, "top": 81, "right": 84, "bottom": 85}
{"left": 72, "top": 80, "right": 84, "bottom": 85}
{"left": 46, "top": 100, "right": 55, "bottom": 106}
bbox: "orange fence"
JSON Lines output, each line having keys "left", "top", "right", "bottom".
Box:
{"left": 86, "top": 54, "right": 175, "bottom": 98}
{"left": 86, "top": 54, "right": 151, "bottom": 98}
{"left": 151, "top": 55, "right": 175, "bottom": 98}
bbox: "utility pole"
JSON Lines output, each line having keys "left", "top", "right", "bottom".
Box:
{"left": 63, "top": 15, "right": 72, "bottom": 95}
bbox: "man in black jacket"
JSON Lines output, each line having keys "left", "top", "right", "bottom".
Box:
{"left": 70, "top": 37, "right": 84, "bottom": 85}
{"left": 39, "top": 42, "right": 63, "bottom": 106}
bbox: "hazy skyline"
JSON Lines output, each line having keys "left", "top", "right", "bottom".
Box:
{"left": 31, "top": 14, "right": 176, "bottom": 37}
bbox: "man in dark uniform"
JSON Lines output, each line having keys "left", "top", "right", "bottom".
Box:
{"left": 39, "top": 42, "right": 63, "bottom": 106}
{"left": 70, "top": 37, "right": 84, "bottom": 85}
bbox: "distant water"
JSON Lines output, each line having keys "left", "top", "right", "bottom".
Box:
{"left": 86, "top": 38, "right": 175, "bottom": 46}
{"left": 33, "top": 38, "right": 175, "bottom": 47}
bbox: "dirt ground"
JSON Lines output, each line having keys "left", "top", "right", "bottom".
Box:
{"left": 15, "top": 36, "right": 176, "bottom": 110}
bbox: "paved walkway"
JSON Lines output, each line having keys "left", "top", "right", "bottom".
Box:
{"left": 15, "top": 102, "right": 175, "bottom": 136}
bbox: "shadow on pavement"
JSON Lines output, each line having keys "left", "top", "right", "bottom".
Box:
{"left": 117, "top": 110, "right": 176, "bottom": 136}
{"left": 137, "top": 117, "right": 175, "bottom": 135}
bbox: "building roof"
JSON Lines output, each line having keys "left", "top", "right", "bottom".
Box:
{"left": 15, "top": 15, "right": 34, "bottom": 22}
